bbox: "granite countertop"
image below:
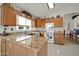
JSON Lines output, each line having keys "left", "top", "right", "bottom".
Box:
{"left": 2, "top": 33, "right": 47, "bottom": 50}
{"left": 54, "top": 31, "right": 64, "bottom": 33}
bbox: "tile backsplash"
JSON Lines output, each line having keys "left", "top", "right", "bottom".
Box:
{"left": 0, "top": 26, "right": 17, "bottom": 34}
{"left": 4, "top": 26, "right": 17, "bottom": 33}
{"left": 0, "top": 25, "right": 27, "bottom": 34}
{"left": 0, "top": 25, "right": 65, "bottom": 34}
{"left": 0, "top": 25, "right": 4, "bottom": 34}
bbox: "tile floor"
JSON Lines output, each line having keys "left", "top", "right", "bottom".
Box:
{"left": 48, "top": 39, "right": 79, "bottom": 56}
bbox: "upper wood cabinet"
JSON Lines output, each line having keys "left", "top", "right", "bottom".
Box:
{"left": 54, "top": 17, "right": 63, "bottom": 27}
{"left": 41, "top": 20, "right": 45, "bottom": 28}
{"left": 36, "top": 20, "right": 41, "bottom": 28}
{"left": 45, "top": 17, "right": 63, "bottom": 27}
{"left": 32, "top": 17, "right": 63, "bottom": 28}
{"left": 2, "top": 5, "right": 16, "bottom": 26}
{"left": 32, "top": 20, "right": 37, "bottom": 28}
{"left": 33, "top": 20, "right": 45, "bottom": 28}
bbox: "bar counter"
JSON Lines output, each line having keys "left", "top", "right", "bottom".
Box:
{"left": 1, "top": 33, "right": 48, "bottom": 56}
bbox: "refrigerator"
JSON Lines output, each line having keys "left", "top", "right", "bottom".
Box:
{"left": 45, "top": 23, "right": 54, "bottom": 43}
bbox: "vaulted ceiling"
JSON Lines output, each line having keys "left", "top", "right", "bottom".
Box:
{"left": 10, "top": 3, "right": 79, "bottom": 17}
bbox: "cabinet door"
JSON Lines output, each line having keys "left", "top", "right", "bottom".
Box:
{"left": 33, "top": 20, "right": 37, "bottom": 28}
{"left": 1, "top": 39, "right": 15, "bottom": 56}
{"left": 54, "top": 17, "right": 63, "bottom": 27}
{"left": 0, "top": 7, "right": 1, "bottom": 24}
{"left": 32, "top": 20, "right": 36, "bottom": 28}
{"left": 41, "top": 20, "right": 45, "bottom": 28}
{"left": 34, "top": 20, "right": 41, "bottom": 28}
{"left": 37, "top": 42, "right": 48, "bottom": 56}
{"left": 36, "top": 20, "right": 45, "bottom": 28}
{"left": 5, "top": 39, "right": 35, "bottom": 56}
{"left": 5, "top": 39, "right": 15, "bottom": 56}
{"left": 2, "top": 5, "right": 16, "bottom": 26}
{"left": 1, "top": 39, "right": 6, "bottom": 56}
{"left": 54, "top": 33, "right": 64, "bottom": 45}
{"left": 37, "top": 20, "right": 41, "bottom": 28}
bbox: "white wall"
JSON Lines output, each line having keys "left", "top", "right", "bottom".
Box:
{"left": 74, "top": 16, "right": 79, "bottom": 29}
{"left": 63, "top": 15, "right": 74, "bottom": 36}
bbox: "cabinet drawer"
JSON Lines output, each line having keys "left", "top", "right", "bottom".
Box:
{"left": 54, "top": 33, "right": 64, "bottom": 45}
{"left": 54, "top": 33, "right": 64, "bottom": 36}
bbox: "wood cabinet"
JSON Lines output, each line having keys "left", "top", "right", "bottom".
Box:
{"left": 33, "top": 19, "right": 45, "bottom": 28}
{"left": 32, "top": 20, "right": 36, "bottom": 28}
{"left": 54, "top": 17, "right": 63, "bottom": 27}
{"left": 54, "top": 32, "right": 64, "bottom": 45}
{"left": 45, "top": 17, "right": 63, "bottom": 27}
{"left": 0, "top": 6, "right": 1, "bottom": 24}
{"left": 1, "top": 39, "right": 35, "bottom": 56}
{"left": 36, "top": 20, "right": 41, "bottom": 28}
{"left": 1, "top": 39, "right": 6, "bottom": 56}
{"left": 33, "top": 17, "right": 63, "bottom": 28}
{"left": 37, "top": 42, "right": 48, "bottom": 56}
{"left": 40, "top": 20, "right": 45, "bottom": 28}
{"left": 1, "top": 38, "right": 47, "bottom": 56}
{"left": 33, "top": 20, "right": 37, "bottom": 28}
{"left": 2, "top": 4, "right": 16, "bottom": 26}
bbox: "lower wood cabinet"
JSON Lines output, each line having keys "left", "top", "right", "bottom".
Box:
{"left": 1, "top": 39, "right": 35, "bottom": 56}
{"left": 1, "top": 38, "right": 48, "bottom": 56}
{"left": 1, "top": 39, "right": 6, "bottom": 56}
{"left": 37, "top": 42, "right": 48, "bottom": 56}
{"left": 54, "top": 32, "right": 64, "bottom": 45}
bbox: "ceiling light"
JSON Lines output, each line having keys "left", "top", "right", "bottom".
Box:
{"left": 48, "top": 3, "right": 54, "bottom": 9}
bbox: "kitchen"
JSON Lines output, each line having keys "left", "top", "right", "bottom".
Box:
{"left": 0, "top": 3, "right": 79, "bottom": 56}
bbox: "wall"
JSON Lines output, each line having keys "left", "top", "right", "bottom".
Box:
{"left": 63, "top": 14, "right": 79, "bottom": 37}
{"left": 73, "top": 16, "right": 79, "bottom": 29}
{"left": 63, "top": 15, "right": 74, "bottom": 36}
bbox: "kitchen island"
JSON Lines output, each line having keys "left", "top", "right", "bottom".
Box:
{"left": 1, "top": 33, "right": 48, "bottom": 56}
